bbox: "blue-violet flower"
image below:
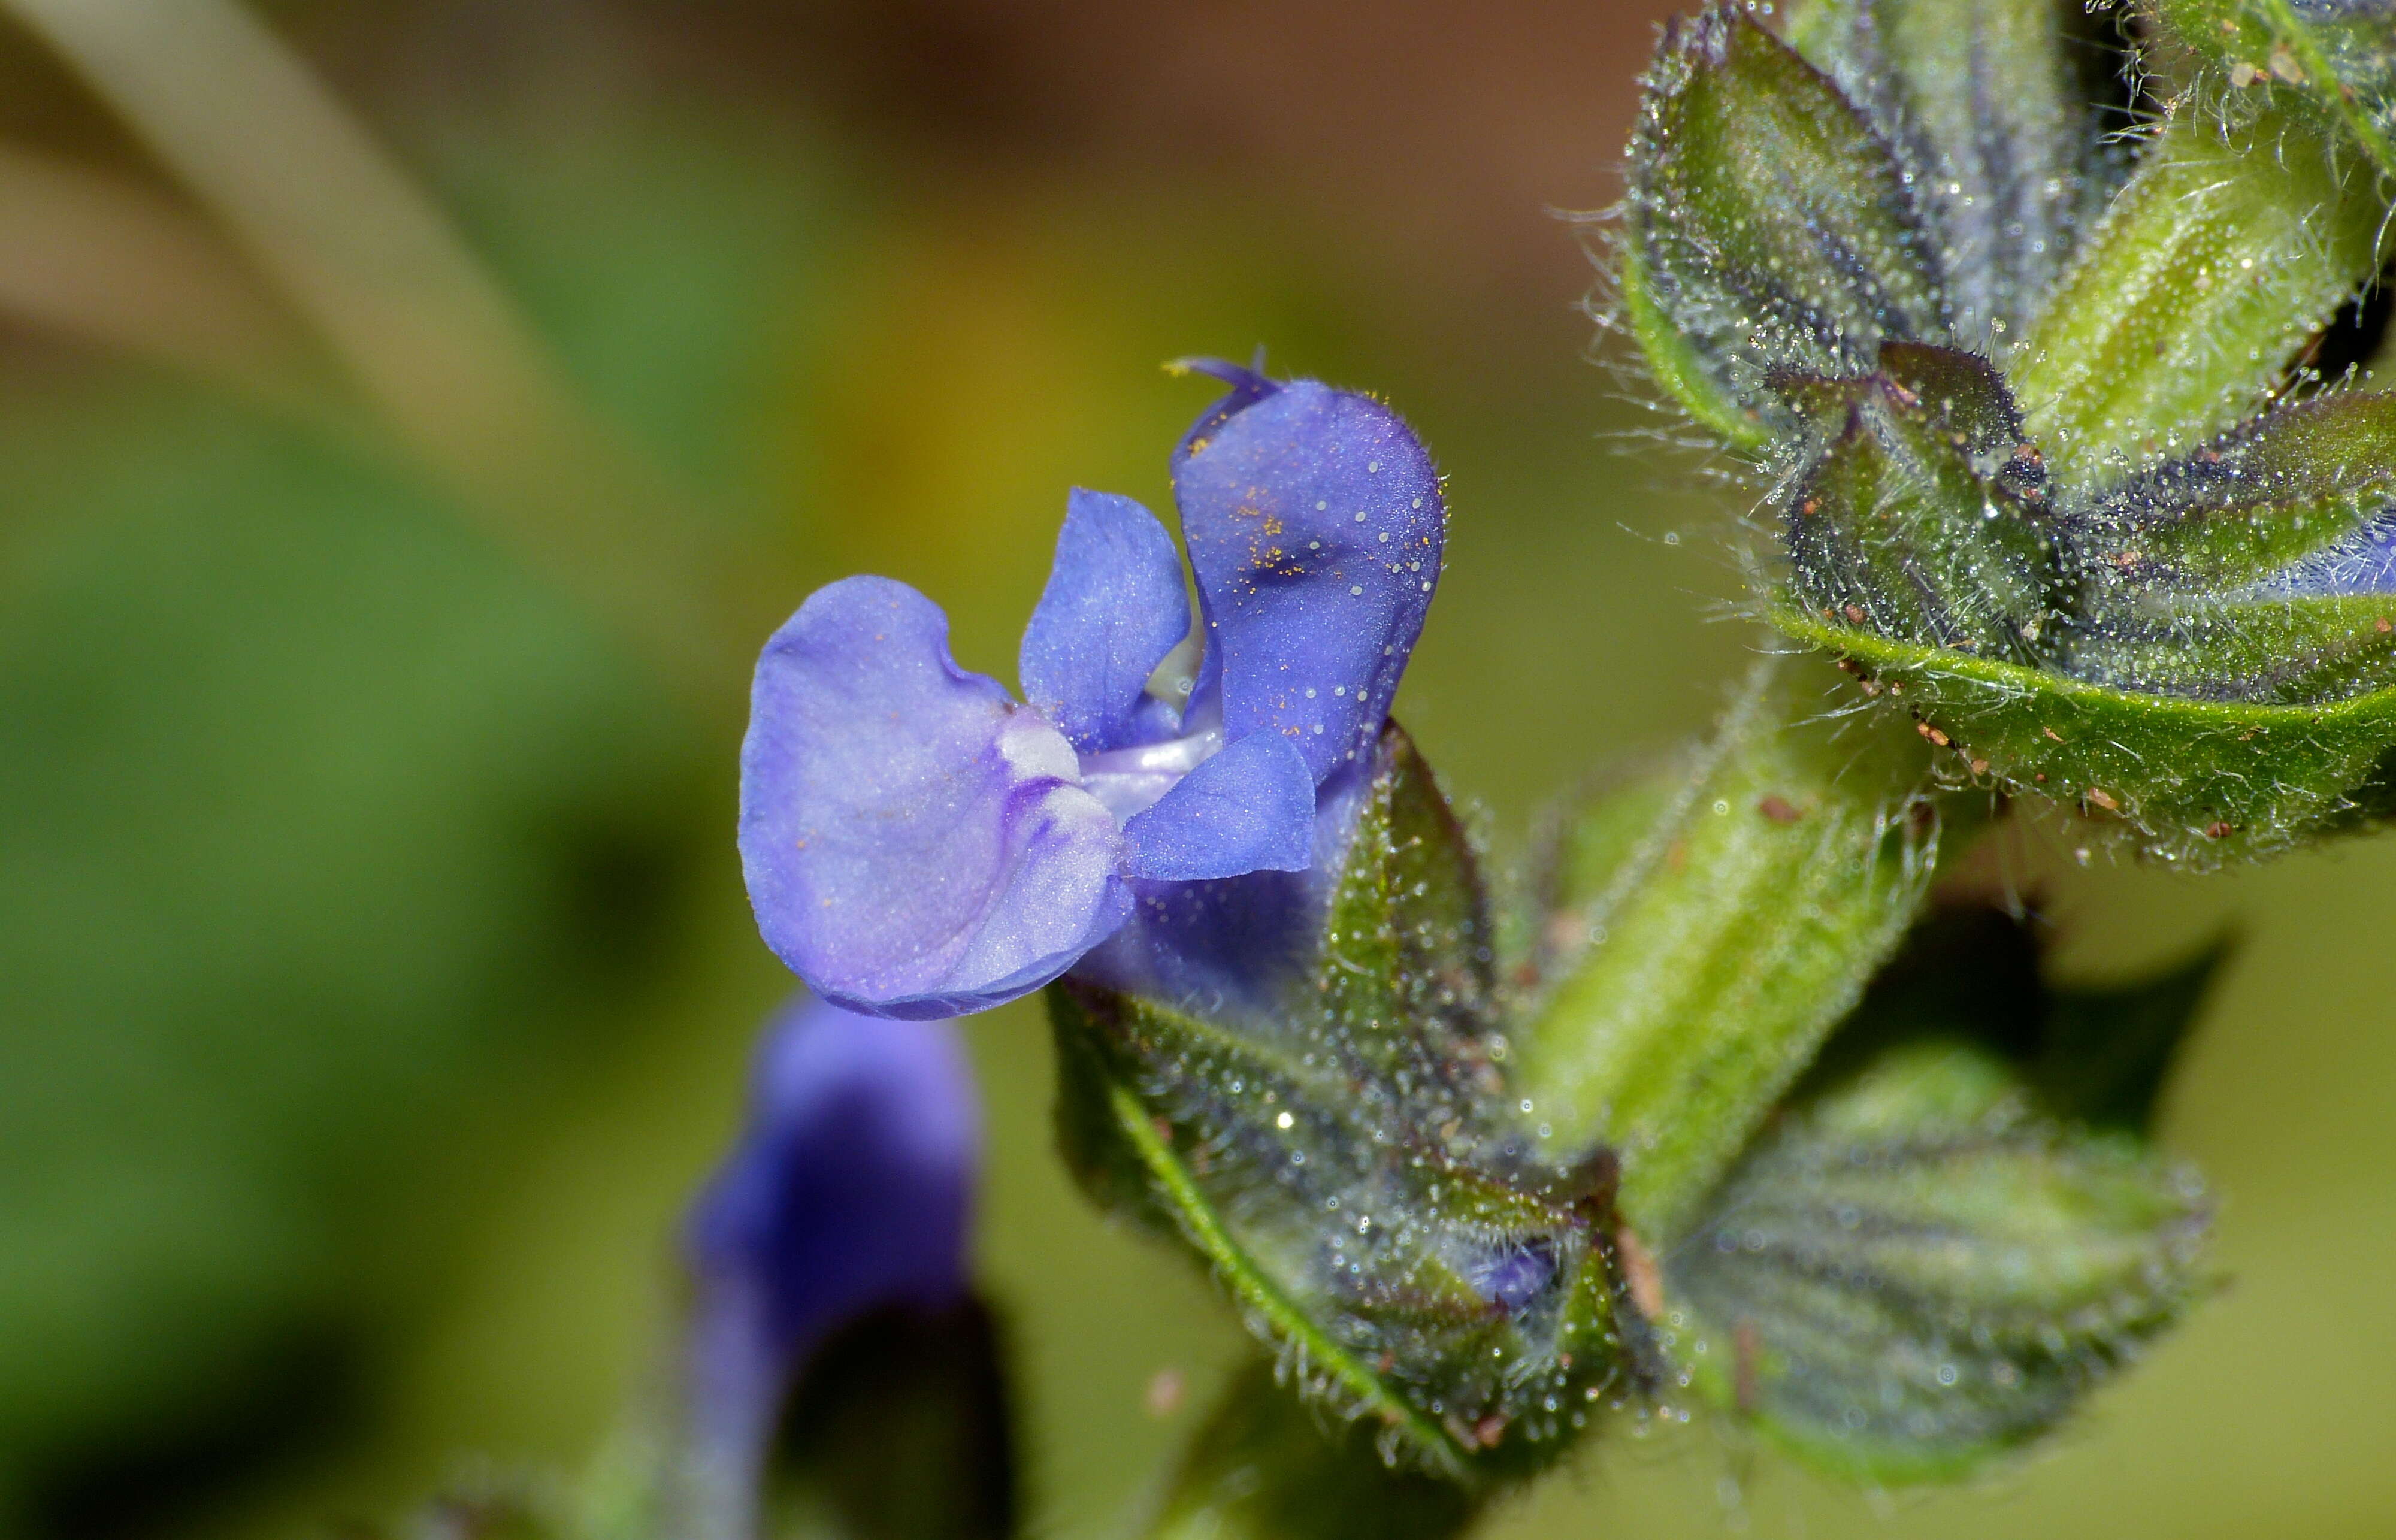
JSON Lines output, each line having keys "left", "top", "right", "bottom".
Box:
{"left": 681, "top": 994, "right": 980, "bottom": 1513}
{"left": 739, "top": 361, "right": 1447, "bottom": 1018}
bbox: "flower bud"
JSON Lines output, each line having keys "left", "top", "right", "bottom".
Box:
{"left": 1623, "top": 0, "right": 2396, "bottom": 862}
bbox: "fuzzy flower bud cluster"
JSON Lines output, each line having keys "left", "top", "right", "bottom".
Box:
{"left": 1624, "top": 0, "right": 2396, "bottom": 861}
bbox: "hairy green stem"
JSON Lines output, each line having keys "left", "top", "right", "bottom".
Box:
{"left": 1511, "top": 651, "right": 1954, "bottom": 1242}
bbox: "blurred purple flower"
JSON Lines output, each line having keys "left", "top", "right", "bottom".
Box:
{"left": 739, "top": 361, "right": 1445, "bottom": 1018}
{"left": 681, "top": 993, "right": 980, "bottom": 1511}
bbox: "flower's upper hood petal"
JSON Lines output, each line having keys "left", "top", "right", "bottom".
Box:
{"left": 1171, "top": 364, "right": 1445, "bottom": 782}
{"left": 1018, "top": 489, "right": 1192, "bottom": 752}
{"left": 740, "top": 576, "right": 1132, "bottom": 1018}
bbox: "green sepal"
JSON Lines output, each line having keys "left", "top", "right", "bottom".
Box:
{"left": 1780, "top": 344, "right": 2068, "bottom": 665}
{"left": 1315, "top": 713, "right": 1498, "bottom": 1118}
{"left": 1049, "top": 726, "right": 1631, "bottom": 1480}
{"left": 1660, "top": 905, "right": 2216, "bottom": 1484}
{"left": 2080, "top": 389, "right": 2396, "bottom": 595}
{"left": 1048, "top": 987, "right": 1476, "bottom": 1476}
{"left": 1510, "top": 655, "right": 1950, "bottom": 1242}
{"left": 1775, "top": 601, "right": 2396, "bottom": 860}
{"left": 2149, "top": 0, "right": 2396, "bottom": 176}
{"left": 1624, "top": 5, "right": 1947, "bottom": 448}
{"left": 1619, "top": 234, "right": 1769, "bottom": 454}
{"left": 1784, "top": 0, "right": 2123, "bottom": 338}
{"left": 2067, "top": 594, "right": 2396, "bottom": 707}
{"left": 2011, "top": 98, "right": 2390, "bottom": 494}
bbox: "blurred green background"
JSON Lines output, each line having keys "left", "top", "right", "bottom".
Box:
{"left": 0, "top": 3, "right": 2388, "bottom": 1538}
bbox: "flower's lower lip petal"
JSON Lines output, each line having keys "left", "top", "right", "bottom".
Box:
{"left": 1069, "top": 743, "right": 1375, "bottom": 1018}
{"left": 740, "top": 575, "right": 1129, "bottom": 1016}
{"left": 1118, "top": 730, "right": 1317, "bottom": 881}
{"left": 1018, "top": 489, "right": 1192, "bottom": 753}
{"left": 1173, "top": 380, "right": 1444, "bottom": 781}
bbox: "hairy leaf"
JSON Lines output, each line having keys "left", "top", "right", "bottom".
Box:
{"left": 2152, "top": 0, "right": 2396, "bottom": 177}
{"left": 1775, "top": 601, "right": 2396, "bottom": 860}
{"left": 1667, "top": 1037, "right": 2210, "bottom": 1482}
{"left": 1786, "top": 0, "right": 2125, "bottom": 341}
{"left": 1656, "top": 901, "right": 2217, "bottom": 1482}
{"left": 2011, "top": 98, "right": 2389, "bottom": 494}
{"left": 1624, "top": 6, "right": 1948, "bottom": 450}
{"left": 2066, "top": 593, "right": 2396, "bottom": 704}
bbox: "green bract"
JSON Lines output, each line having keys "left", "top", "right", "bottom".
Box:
{"left": 1051, "top": 726, "right": 1636, "bottom": 1482}
{"left": 1623, "top": 0, "right": 2396, "bottom": 861}
{"left": 1660, "top": 906, "right": 2218, "bottom": 1481}
{"left": 2148, "top": 0, "right": 2396, "bottom": 177}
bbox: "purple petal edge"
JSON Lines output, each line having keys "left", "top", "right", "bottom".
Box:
{"left": 1018, "top": 489, "right": 1191, "bottom": 753}
{"left": 740, "top": 575, "right": 1130, "bottom": 1018}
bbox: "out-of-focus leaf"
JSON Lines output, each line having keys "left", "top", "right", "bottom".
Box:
{"left": 766, "top": 1303, "right": 1016, "bottom": 1540}
{"left": 0, "top": 379, "right": 705, "bottom": 1534}
{"left": 2035, "top": 942, "right": 2228, "bottom": 1133}
{"left": 1660, "top": 903, "right": 2219, "bottom": 1483}
{"left": 0, "top": 86, "right": 870, "bottom": 1531}
{"left": 1667, "top": 1038, "right": 2210, "bottom": 1483}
